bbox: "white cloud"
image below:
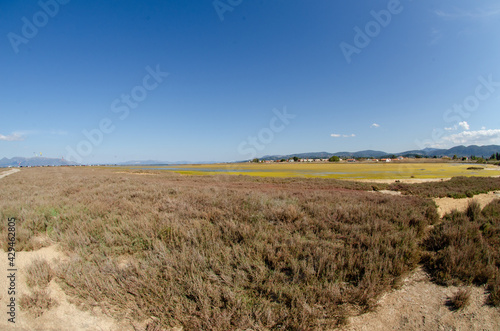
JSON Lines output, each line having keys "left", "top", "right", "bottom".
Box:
{"left": 444, "top": 121, "right": 470, "bottom": 132}
{"left": 431, "top": 129, "right": 500, "bottom": 148}
{"left": 0, "top": 133, "right": 24, "bottom": 141}
{"left": 370, "top": 123, "right": 380, "bottom": 128}
{"left": 481, "top": 126, "right": 486, "bottom": 130}
{"left": 331, "top": 133, "right": 355, "bottom": 138}
{"left": 458, "top": 121, "right": 470, "bottom": 130}
{"left": 1, "top": 129, "right": 68, "bottom": 139}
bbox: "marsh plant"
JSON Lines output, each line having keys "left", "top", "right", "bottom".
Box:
{"left": 3, "top": 167, "right": 489, "bottom": 329}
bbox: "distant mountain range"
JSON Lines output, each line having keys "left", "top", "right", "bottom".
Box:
{"left": 0, "top": 157, "right": 77, "bottom": 167}
{"left": 2, "top": 145, "right": 499, "bottom": 167}
{"left": 0, "top": 157, "right": 216, "bottom": 167}
{"left": 260, "top": 145, "right": 500, "bottom": 161}
{"left": 117, "top": 160, "right": 218, "bottom": 166}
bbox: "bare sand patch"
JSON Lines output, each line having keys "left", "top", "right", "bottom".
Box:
{"left": 0, "top": 245, "right": 130, "bottom": 331}
{"left": 433, "top": 191, "right": 500, "bottom": 218}
{"left": 354, "top": 178, "right": 450, "bottom": 184}
{"left": 368, "top": 190, "right": 402, "bottom": 196}
{"left": 114, "top": 171, "right": 156, "bottom": 176}
{"left": 0, "top": 168, "right": 20, "bottom": 179}
{"left": 342, "top": 267, "right": 500, "bottom": 331}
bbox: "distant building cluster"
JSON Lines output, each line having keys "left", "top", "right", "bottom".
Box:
{"left": 249, "top": 154, "right": 498, "bottom": 164}
{"left": 252, "top": 156, "right": 411, "bottom": 163}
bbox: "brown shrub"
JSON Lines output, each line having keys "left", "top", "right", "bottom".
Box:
{"left": 448, "top": 288, "right": 471, "bottom": 311}
{"left": 19, "top": 290, "right": 57, "bottom": 317}
{"left": 423, "top": 199, "right": 500, "bottom": 306}
{"left": 466, "top": 200, "right": 481, "bottom": 222}
{"left": 26, "top": 258, "right": 53, "bottom": 288}
{"left": 390, "top": 176, "right": 500, "bottom": 198}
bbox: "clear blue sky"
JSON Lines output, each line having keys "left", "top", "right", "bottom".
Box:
{"left": 1, "top": 0, "right": 500, "bottom": 163}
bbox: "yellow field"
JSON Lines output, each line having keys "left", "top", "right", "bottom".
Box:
{"left": 126, "top": 162, "right": 500, "bottom": 180}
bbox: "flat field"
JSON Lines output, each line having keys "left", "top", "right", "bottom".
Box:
{"left": 0, "top": 166, "right": 499, "bottom": 330}
{"left": 123, "top": 162, "right": 500, "bottom": 180}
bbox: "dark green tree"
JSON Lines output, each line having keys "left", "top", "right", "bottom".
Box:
{"left": 328, "top": 156, "right": 340, "bottom": 162}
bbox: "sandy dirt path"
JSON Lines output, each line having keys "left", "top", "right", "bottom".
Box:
{"left": 0, "top": 244, "right": 133, "bottom": 331}
{"left": 352, "top": 178, "right": 451, "bottom": 184}
{"left": 342, "top": 267, "right": 500, "bottom": 331}
{"left": 343, "top": 192, "right": 500, "bottom": 330}
{"left": 434, "top": 191, "right": 500, "bottom": 218}
{"left": 0, "top": 168, "right": 20, "bottom": 179}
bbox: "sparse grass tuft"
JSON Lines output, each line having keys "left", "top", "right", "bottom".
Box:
{"left": 448, "top": 288, "right": 471, "bottom": 311}
{"left": 486, "top": 277, "right": 500, "bottom": 307}
{"left": 19, "top": 290, "right": 57, "bottom": 317}
{"left": 26, "top": 258, "right": 53, "bottom": 288}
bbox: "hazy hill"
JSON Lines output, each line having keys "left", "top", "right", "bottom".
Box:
{"left": 3, "top": 145, "right": 498, "bottom": 167}
{"left": 117, "top": 160, "right": 219, "bottom": 166}
{"left": 0, "top": 157, "right": 77, "bottom": 167}
{"left": 261, "top": 145, "right": 500, "bottom": 160}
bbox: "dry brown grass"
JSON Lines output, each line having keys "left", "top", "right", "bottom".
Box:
{"left": 390, "top": 176, "right": 500, "bottom": 198}
{"left": 1, "top": 167, "right": 440, "bottom": 329}
{"left": 448, "top": 288, "right": 471, "bottom": 311}
{"left": 19, "top": 290, "right": 57, "bottom": 317}
{"left": 25, "top": 258, "right": 54, "bottom": 288}
{"left": 422, "top": 199, "right": 500, "bottom": 306}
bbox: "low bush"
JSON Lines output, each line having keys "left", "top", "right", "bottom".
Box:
{"left": 390, "top": 176, "right": 500, "bottom": 198}
{"left": 19, "top": 290, "right": 56, "bottom": 317}
{"left": 422, "top": 200, "right": 500, "bottom": 306}
{"left": 25, "top": 258, "right": 53, "bottom": 288}
{"left": 467, "top": 167, "right": 484, "bottom": 170}
{"left": 448, "top": 288, "right": 471, "bottom": 311}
